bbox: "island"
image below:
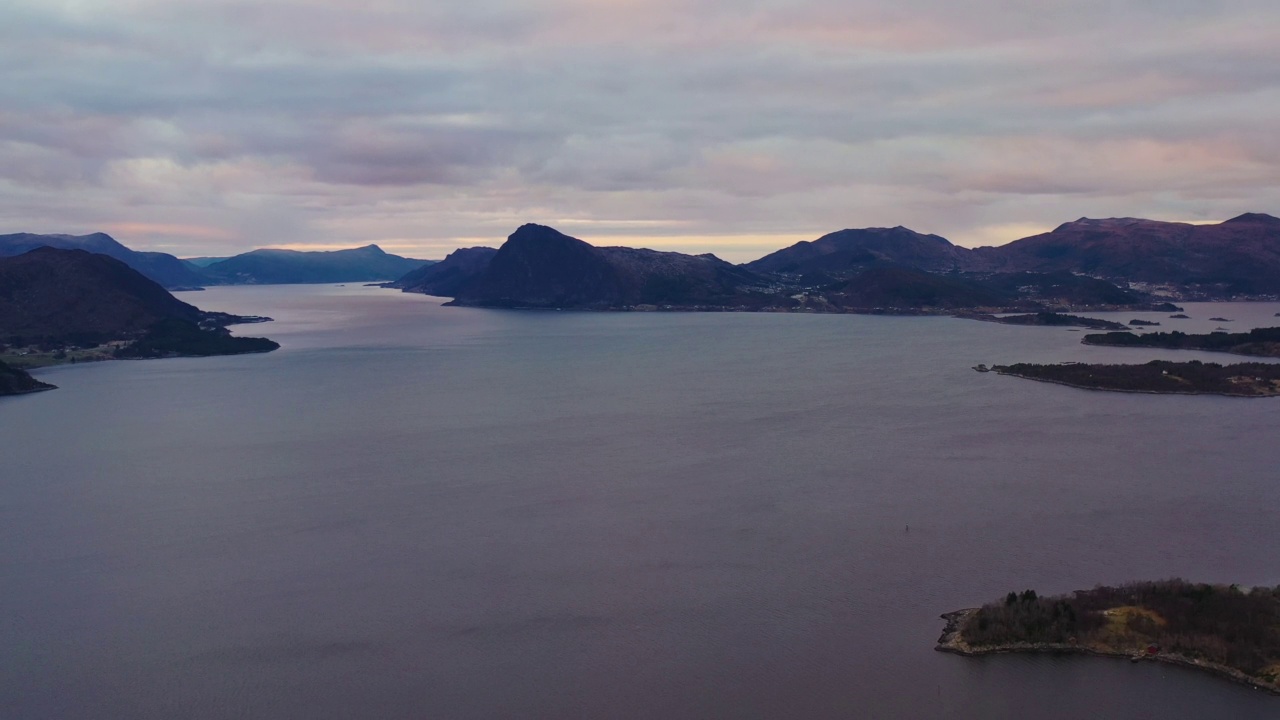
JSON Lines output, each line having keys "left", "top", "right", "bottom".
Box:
{"left": 957, "top": 312, "right": 1127, "bottom": 330}
{"left": 394, "top": 224, "right": 1180, "bottom": 314}
{"left": 1082, "top": 327, "right": 1280, "bottom": 358}
{"left": 937, "top": 580, "right": 1280, "bottom": 695}
{"left": 0, "top": 359, "right": 56, "bottom": 396}
{"left": 986, "top": 360, "right": 1280, "bottom": 396}
{"left": 1129, "top": 319, "right": 1160, "bottom": 326}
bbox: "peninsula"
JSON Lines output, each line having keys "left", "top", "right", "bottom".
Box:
{"left": 0, "top": 359, "right": 55, "bottom": 396}
{"left": 937, "top": 580, "right": 1280, "bottom": 695}
{"left": 988, "top": 360, "right": 1280, "bottom": 397}
{"left": 1082, "top": 327, "right": 1280, "bottom": 358}
{"left": 0, "top": 247, "right": 278, "bottom": 374}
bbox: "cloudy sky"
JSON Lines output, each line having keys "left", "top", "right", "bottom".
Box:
{"left": 2, "top": 0, "right": 1278, "bottom": 261}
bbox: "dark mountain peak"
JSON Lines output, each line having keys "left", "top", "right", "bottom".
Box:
{"left": 25, "top": 245, "right": 79, "bottom": 257}
{"left": 0, "top": 247, "right": 201, "bottom": 343}
{"left": 507, "top": 223, "right": 592, "bottom": 249}
{"left": 393, "top": 246, "right": 497, "bottom": 295}
{"left": 1223, "top": 212, "right": 1280, "bottom": 225}
{"left": 0, "top": 233, "right": 208, "bottom": 289}
{"left": 746, "top": 225, "right": 967, "bottom": 277}
{"left": 448, "top": 225, "right": 772, "bottom": 309}
{"left": 452, "top": 225, "right": 619, "bottom": 308}
{"left": 1055, "top": 217, "right": 1157, "bottom": 232}
{"left": 353, "top": 244, "right": 387, "bottom": 254}
{"left": 443, "top": 246, "right": 497, "bottom": 261}
{"left": 494, "top": 224, "right": 603, "bottom": 267}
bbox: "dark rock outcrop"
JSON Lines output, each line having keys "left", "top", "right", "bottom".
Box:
{"left": 392, "top": 247, "right": 497, "bottom": 297}
{"left": 0, "top": 360, "right": 55, "bottom": 396}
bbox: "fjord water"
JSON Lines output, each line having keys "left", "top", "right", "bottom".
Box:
{"left": 3, "top": 286, "right": 1280, "bottom": 720}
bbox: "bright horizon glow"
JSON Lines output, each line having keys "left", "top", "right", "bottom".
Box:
{"left": 2, "top": 1, "right": 1277, "bottom": 260}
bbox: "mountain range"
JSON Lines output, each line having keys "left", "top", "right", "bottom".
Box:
{"left": 443, "top": 225, "right": 773, "bottom": 309}
{"left": 0, "top": 248, "right": 277, "bottom": 358}
{"left": 0, "top": 233, "right": 433, "bottom": 289}
{"left": 386, "top": 213, "right": 1279, "bottom": 310}
{"left": 0, "top": 247, "right": 202, "bottom": 343}
{"left": 6, "top": 212, "right": 1278, "bottom": 310}
{"left": 197, "top": 245, "right": 431, "bottom": 285}
{"left": 749, "top": 214, "right": 1280, "bottom": 296}
{"left": 0, "top": 232, "right": 207, "bottom": 289}
{"left": 969, "top": 214, "right": 1280, "bottom": 295}
{"left": 393, "top": 222, "right": 1199, "bottom": 312}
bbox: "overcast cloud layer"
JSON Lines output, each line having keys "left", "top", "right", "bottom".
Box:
{"left": 2, "top": 0, "right": 1278, "bottom": 261}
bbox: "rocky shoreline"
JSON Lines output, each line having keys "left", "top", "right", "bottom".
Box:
{"left": 989, "top": 368, "right": 1278, "bottom": 397}
{"left": 935, "top": 608, "right": 1280, "bottom": 696}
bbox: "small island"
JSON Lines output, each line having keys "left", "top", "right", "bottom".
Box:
{"left": 1082, "top": 327, "right": 1280, "bottom": 358}
{"left": 1128, "top": 319, "right": 1160, "bottom": 326}
{"left": 988, "top": 360, "right": 1280, "bottom": 396}
{"left": 958, "top": 311, "right": 1127, "bottom": 330}
{"left": 937, "top": 580, "right": 1280, "bottom": 695}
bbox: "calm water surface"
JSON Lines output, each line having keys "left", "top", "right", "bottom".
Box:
{"left": 3, "top": 286, "right": 1280, "bottom": 719}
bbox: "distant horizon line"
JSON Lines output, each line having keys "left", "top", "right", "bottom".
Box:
{"left": 9, "top": 211, "right": 1273, "bottom": 265}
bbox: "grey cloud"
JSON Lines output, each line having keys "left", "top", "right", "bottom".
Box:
{"left": 0, "top": 0, "right": 1277, "bottom": 258}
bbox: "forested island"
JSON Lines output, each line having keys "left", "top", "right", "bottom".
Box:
{"left": 1083, "top": 327, "right": 1280, "bottom": 357}
{"left": 989, "top": 360, "right": 1280, "bottom": 396}
{"left": 937, "top": 580, "right": 1280, "bottom": 695}
{"left": 958, "top": 312, "right": 1127, "bottom": 330}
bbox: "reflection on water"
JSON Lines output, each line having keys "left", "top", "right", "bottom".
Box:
{"left": 3, "top": 286, "right": 1279, "bottom": 719}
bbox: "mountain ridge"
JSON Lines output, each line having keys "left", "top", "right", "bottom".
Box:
{"left": 199, "top": 244, "right": 433, "bottom": 285}
{"left": 0, "top": 232, "right": 207, "bottom": 289}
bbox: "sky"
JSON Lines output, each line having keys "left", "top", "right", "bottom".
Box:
{"left": 2, "top": 0, "right": 1278, "bottom": 262}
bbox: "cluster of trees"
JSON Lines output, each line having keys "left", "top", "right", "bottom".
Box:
{"left": 964, "top": 581, "right": 1280, "bottom": 678}
{"left": 995, "top": 360, "right": 1280, "bottom": 395}
{"left": 965, "top": 589, "right": 1098, "bottom": 647}
{"left": 992, "top": 312, "right": 1126, "bottom": 329}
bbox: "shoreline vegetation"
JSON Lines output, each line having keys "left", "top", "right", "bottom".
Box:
{"left": 986, "top": 360, "right": 1280, "bottom": 397}
{"left": 937, "top": 581, "right": 1280, "bottom": 696}
{"left": 1082, "top": 327, "right": 1280, "bottom": 358}
{"left": 1, "top": 313, "right": 278, "bottom": 373}
{"left": 955, "top": 311, "right": 1128, "bottom": 330}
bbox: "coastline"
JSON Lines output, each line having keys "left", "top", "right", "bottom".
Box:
{"left": 936, "top": 608, "right": 1280, "bottom": 696}
{"left": 1081, "top": 337, "right": 1280, "bottom": 359}
{"left": 990, "top": 368, "right": 1279, "bottom": 398}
